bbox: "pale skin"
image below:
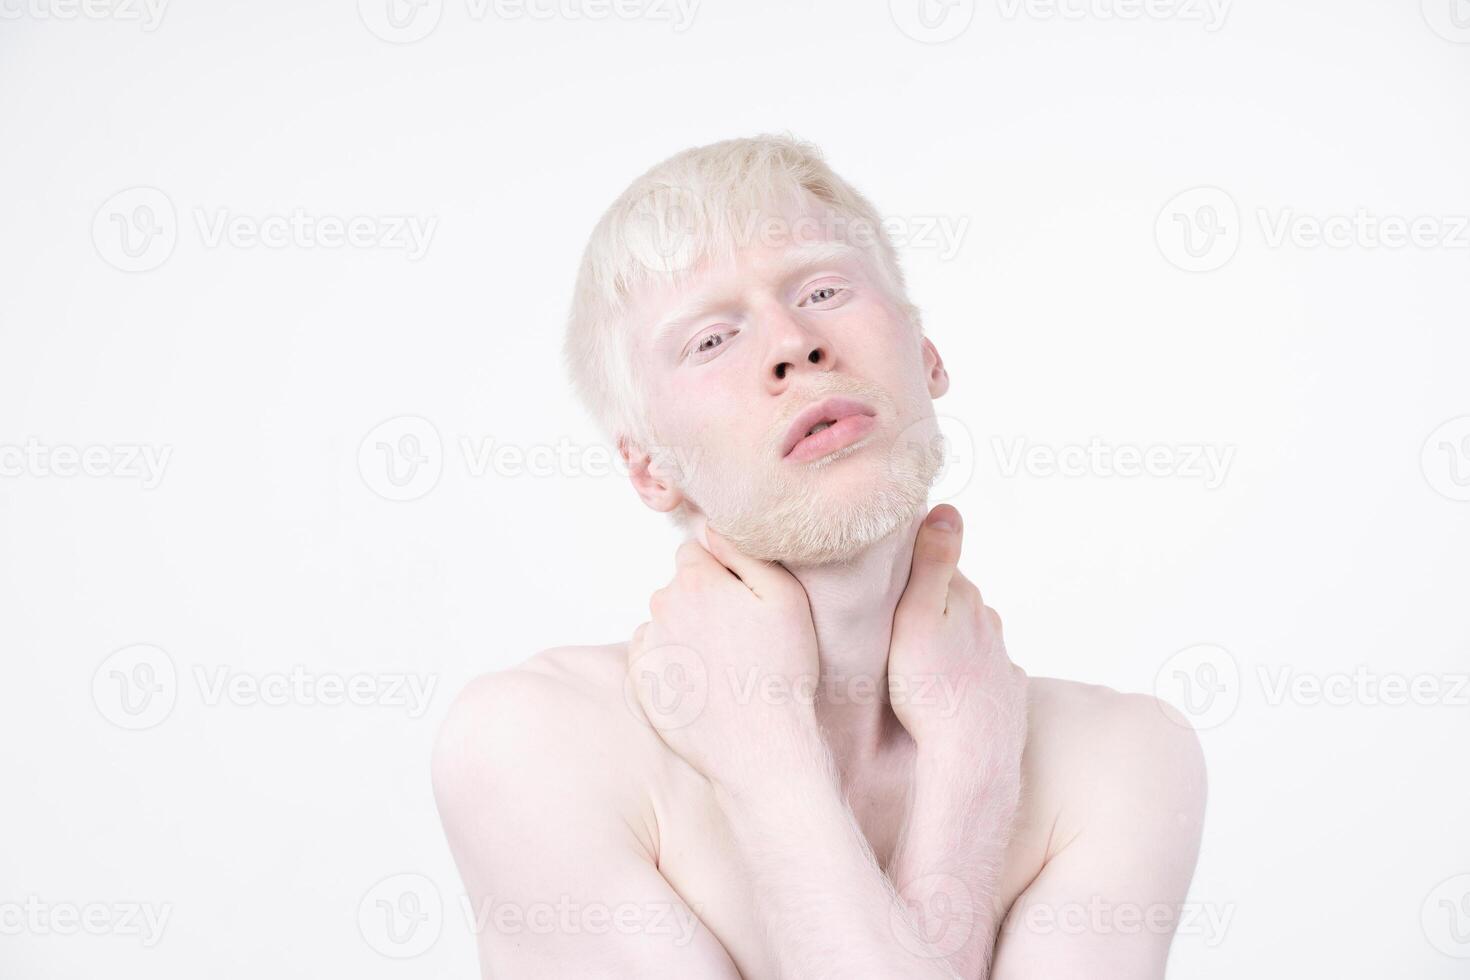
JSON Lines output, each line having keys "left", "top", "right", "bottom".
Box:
{"left": 432, "top": 203, "right": 1207, "bottom": 978}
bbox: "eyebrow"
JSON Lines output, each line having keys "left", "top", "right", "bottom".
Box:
{"left": 651, "top": 240, "right": 864, "bottom": 348}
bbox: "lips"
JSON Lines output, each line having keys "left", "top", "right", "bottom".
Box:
{"left": 780, "top": 396, "right": 879, "bottom": 462}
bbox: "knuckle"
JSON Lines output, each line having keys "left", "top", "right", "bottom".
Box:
{"left": 985, "top": 605, "right": 1004, "bottom": 633}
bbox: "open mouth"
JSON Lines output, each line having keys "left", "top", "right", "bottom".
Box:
{"left": 781, "top": 397, "right": 879, "bottom": 463}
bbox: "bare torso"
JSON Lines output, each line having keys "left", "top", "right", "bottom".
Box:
{"left": 504, "top": 642, "right": 1110, "bottom": 979}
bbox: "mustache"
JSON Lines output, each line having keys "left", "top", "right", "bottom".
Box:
{"left": 763, "top": 375, "right": 893, "bottom": 452}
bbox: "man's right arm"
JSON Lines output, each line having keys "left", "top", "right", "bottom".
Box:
{"left": 432, "top": 667, "right": 743, "bottom": 979}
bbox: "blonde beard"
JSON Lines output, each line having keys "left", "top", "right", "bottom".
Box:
{"left": 699, "top": 451, "right": 937, "bottom": 565}
{"left": 665, "top": 379, "right": 944, "bottom": 566}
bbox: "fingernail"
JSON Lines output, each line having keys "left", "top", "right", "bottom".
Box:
{"left": 926, "top": 509, "right": 957, "bottom": 532}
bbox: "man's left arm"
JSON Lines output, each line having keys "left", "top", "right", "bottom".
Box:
{"left": 988, "top": 694, "right": 1207, "bottom": 979}
{"left": 886, "top": 506, "right": 1207, "bottom": 979}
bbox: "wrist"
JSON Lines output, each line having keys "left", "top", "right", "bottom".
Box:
{"left": 711, "top": 730, "right": 840, "bottom": 823}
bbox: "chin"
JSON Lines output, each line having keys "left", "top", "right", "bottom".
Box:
{"left": 707, "top": 450, "right": 937, "bottom": 566}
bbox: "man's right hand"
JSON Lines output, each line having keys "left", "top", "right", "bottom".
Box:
{"left": 627, "top": 524, "right": 828, "bottom": 798}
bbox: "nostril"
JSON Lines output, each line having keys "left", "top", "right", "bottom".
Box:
{"left": 808, "top": 349, "right": 821, "bottom": 364}
{"left": 775, "top": 363, "right": 787, "bottom": 380}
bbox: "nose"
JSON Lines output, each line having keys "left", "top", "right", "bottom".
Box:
{"left": 763, "top": 311, "right": 831, "bottom": 392}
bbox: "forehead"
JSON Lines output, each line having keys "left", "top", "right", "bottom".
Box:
{"left": 624, "top": 203, "right": 883, "bottom": 339}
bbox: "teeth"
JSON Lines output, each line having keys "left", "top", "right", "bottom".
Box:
{"left": 808, "top": 421, "right": 834, "bottom": 436}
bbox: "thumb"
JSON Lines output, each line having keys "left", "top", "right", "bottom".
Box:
{"left": 700, "top": 523, "right": 797, "bottom": 599}
{"left": 897, "top": 505, "right": 963, "bottom": 619}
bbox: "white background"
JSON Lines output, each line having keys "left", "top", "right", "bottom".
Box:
{"left": 2, "top": 0, "right": 1468, "bottom": 976}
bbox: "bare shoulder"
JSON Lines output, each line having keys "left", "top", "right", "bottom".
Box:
{"left": 431, "top": 643, "right": 668, "bottom": 857}
{"left": 1021, "top": 677, "right": 1207, "bottom": 848}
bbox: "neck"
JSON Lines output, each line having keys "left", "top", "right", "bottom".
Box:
{"left": 782, "top": 508, "right": 927, "bottom": 769}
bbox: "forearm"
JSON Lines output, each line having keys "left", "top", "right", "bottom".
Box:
{"left": 889, "top": 744, "right": 1024, "bottom": 980}
{"left": 715, "top": 747, "right": 964, "bottom": 980}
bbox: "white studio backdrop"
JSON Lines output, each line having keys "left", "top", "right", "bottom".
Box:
{"left": 1, "top": 0, "right": 1467, "bottom": 976}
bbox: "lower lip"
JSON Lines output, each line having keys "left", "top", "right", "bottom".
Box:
{"left": 785, "top": 414, "right": 878, "bottom": 463}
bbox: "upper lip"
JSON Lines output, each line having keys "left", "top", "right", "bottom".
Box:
{"left": 780, "top": 396, "right": 878, "bottom": 457}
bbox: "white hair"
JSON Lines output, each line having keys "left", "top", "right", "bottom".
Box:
{"left": 561, "top": 132, "right": 922, "bottom": 448}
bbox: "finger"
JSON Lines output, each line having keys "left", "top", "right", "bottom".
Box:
{"left": 701, "top": 524, "right": 795, "bottom": 598}
{"left": 674, "top": 539, "right": 708, "bottom": 573}
{"left": 629, "top": 621, "right": 650, "bottom": 658}
{"left": 897, "top": 504, "right": 964, "bottom": 619}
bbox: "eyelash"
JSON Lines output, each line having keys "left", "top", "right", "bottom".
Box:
{"left": 686, "top": 285, "right": 847, "bottom": 362}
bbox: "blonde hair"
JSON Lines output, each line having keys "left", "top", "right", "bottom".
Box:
{"left": 562, "top": 132, "right": 921, "bottom": 447}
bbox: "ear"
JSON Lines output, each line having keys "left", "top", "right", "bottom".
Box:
{"left": 921, "top": 336, "right": 950, "bottom": 399}
{"left": 619, "top": 436, "right": 686, "bottom": 513}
